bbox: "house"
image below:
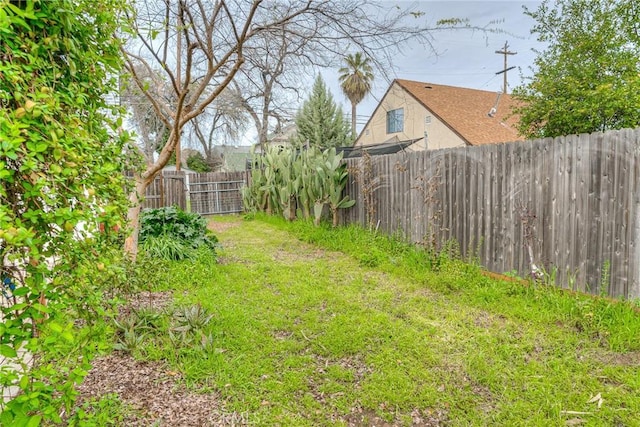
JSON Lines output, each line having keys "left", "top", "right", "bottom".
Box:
{"left": 214, "top": 145, "right": 252, "bottom": 172}
{"left": 355, "top": 79, "right": 524, "bottom": 151}
{"left": 250, "top": 123, "right": 298, "bottom": 155}
{"left": 267, "top": 123, "right": 298, "bottom": 148}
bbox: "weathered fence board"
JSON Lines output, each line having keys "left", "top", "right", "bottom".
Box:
{"left": 343, "top": 128, "right": 640, "bottom": 299}
{"left": 139, "top": 170, "right": 247, "bottom": 215}
{"left": 189, "top": 171, "right": 247, "bottom": 215}
{"left": 140, "top": 171, "right": 187, "bottom": 210}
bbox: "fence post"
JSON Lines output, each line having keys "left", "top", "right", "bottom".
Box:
{"left": 159, "top": 173, "right": 165, "bottom": 207}
{"left": 185, "top": 173, "right": 191, "bottom": 212}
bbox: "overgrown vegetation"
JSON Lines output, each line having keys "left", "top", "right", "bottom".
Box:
{"left": 0, "top": 0, "right": 133, "bottom": 424}
{"left": 139, "top": 207, "right": 219, "bottom": 260}
{"left": 242, "top": 146, "right": 355, "bottom": 226}
{"left": 348, "top": 151, "right": 378, "bottom": 230}
{"left": 119, "top": 215, "right": 640, "bottom": 425}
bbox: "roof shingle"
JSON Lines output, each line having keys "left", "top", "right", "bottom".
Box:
{"left": 396, "top": 79, "right": 524, "bottom": 146}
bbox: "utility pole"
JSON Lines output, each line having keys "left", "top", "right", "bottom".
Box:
{"left": 495, "top": 41, "right": 517, "bottom": 94}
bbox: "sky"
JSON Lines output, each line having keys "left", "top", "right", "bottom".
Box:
{"left": 323, "top": 1, "right": 546, "bottom": 131}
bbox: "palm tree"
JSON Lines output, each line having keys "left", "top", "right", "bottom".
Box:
{"left": 338, "top": 52, "right": 374, "bottom": 138}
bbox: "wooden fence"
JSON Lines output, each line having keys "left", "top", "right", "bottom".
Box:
{"left": 343, "top": 128, "right": 640, "bottom": 299}
{"left": 140, "top": 170, "right": 247, "bottom": 215}
{"left": 140, "top": 171, "right": 188, "bottom": 210}
{"left": 189, "top": 171, "right": 246, "bottom": 215}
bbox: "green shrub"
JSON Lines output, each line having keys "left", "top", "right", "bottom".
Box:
{"left": 139, "top": 207, "right": 218, "bottom": 260}
{"left": 141, "top": 235, "right": 194, "bottom": 261}
{"left": 186, "top": 151, "right": 212, "bottom": 172}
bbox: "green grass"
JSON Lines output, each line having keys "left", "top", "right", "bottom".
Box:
{"left": 71, "top": 393, "right": 133, "bottom": 426}
{"left": 131, "top": 214, "right": 640, "bottom": 426}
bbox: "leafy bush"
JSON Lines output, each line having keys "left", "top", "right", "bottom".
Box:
{"left": 186, "top": 151, "right": 212, "bottom": 172}
{"left": 141, "top": 235, "right": 194, "bottom": 261}
{"left": 139, "top": 207, "right": 218, "bottom": 259}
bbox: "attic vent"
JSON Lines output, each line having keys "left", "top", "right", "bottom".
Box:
{"left": 425, "top": 115, "right": 432, "bottom": 126}
{"left": 424, "top": 85, "right": 433, "bottom": 89}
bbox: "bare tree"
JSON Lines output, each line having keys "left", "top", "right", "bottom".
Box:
{"left": 184, "top": 87, "right": 247, "bottom": 170}
{"left": 231, "top": 24, "right": 315, "bottom": 151}
{"left": 121, "top": 0, "right": 489, "bottom": 257}
{"left": 121, "top": 62, "right": 172, "bottom": 165}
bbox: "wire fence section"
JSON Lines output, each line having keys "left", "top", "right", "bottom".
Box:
{"left": 188, "top": 172, "right": 247, "bottom": 215}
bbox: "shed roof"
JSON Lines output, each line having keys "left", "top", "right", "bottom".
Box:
{"left": 339, "top": 137, "right": 420, "bottom": 158}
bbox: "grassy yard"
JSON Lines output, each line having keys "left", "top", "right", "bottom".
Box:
{"left": 124, "top": 215, "right": 640, "bottom": 426}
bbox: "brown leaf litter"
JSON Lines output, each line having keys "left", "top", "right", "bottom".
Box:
{"left": 75, "top": 291, "right": 233, "bottom": 426}
{"left": 76, "top": 353, "right": 225, "bottom": 426}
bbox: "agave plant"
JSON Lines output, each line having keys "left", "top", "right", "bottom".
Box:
{"left": 113, "top": 329, "right": 147, "bottom": 353}
{"left": 113, "top": 313, "right": 150, "bottom": 353}
{"left": 172, "top": 304, "right": 214, "bottom": 336}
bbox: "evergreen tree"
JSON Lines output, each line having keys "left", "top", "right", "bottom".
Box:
{"left": 295, "top": 75, "right": 351, "bottom": 149}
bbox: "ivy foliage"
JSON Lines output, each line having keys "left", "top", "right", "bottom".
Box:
{"left": 512, "top": 0, "right": 640, "bottom": 138}
{"left": 0, "top": 0, "right": 131, "bottom": 424}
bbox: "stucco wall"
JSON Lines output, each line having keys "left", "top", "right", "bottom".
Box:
{"left": 355, "top": 83, "right": 466, "bottom": 150}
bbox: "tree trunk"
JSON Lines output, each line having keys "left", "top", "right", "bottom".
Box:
{"left": 258, "top": 122, "right": 269, "bottom": 153}
{"left": 123, "top": 176, "right": 151, "bottom": 261}
{"left": 351, "top": 102, "right": 357, "bottom": 138}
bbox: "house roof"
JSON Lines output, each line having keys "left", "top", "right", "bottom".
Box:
{"left": 267, "top": 123, "right": 297, "bottom": 144}
{"left": 392, "top": 79, "right": 523, "bottom": 146}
